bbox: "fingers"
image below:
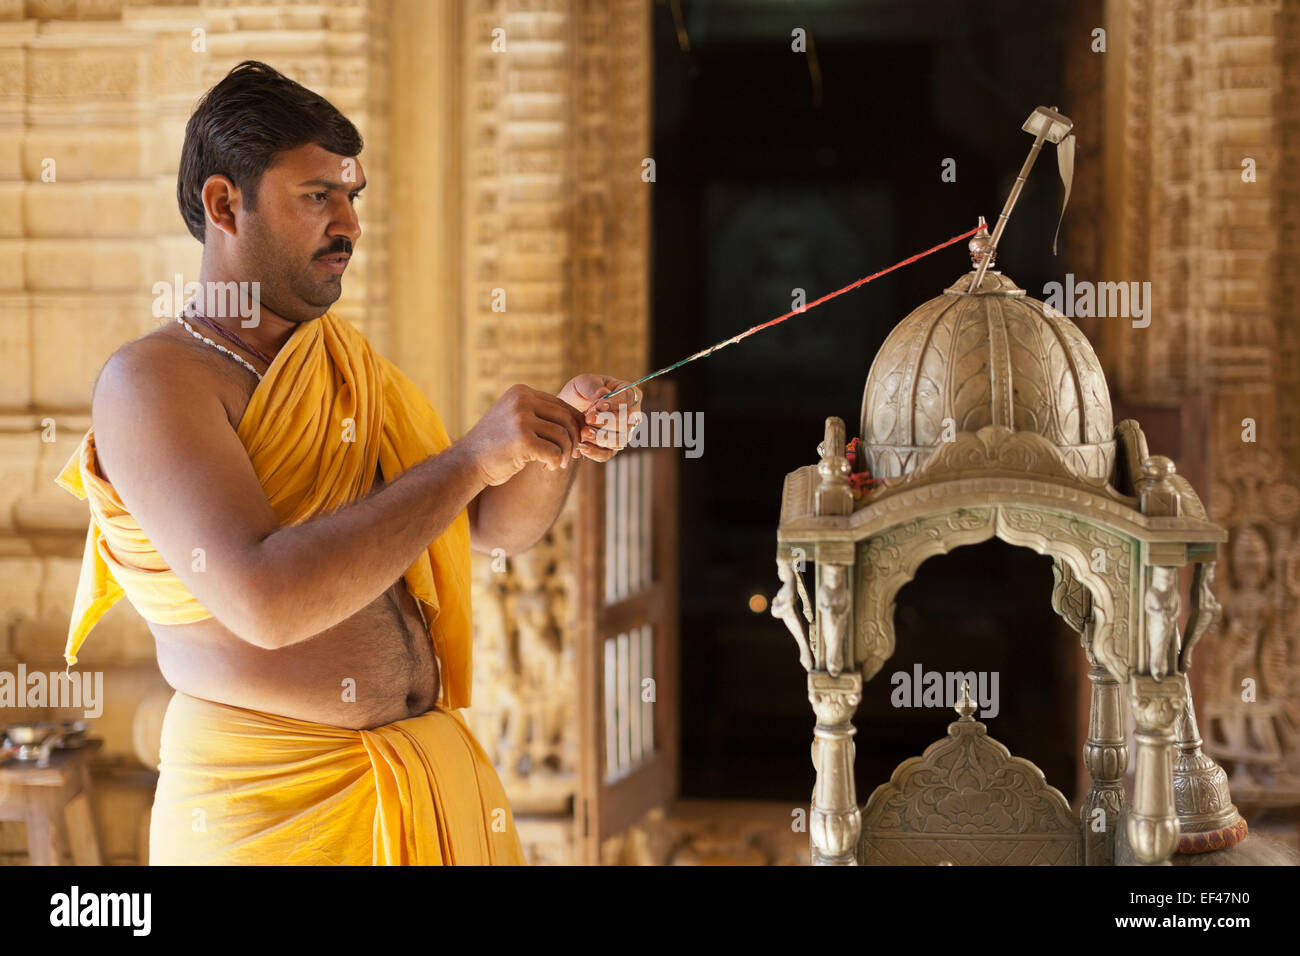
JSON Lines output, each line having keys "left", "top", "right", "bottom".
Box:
{"left": 530, "top": 418, "right": 575, "bottom": 469}
{"left": 527, "top": 435, "right": 567, "bottom": 472}
{"left": 579, "top": 378, "right": 646, "bottom": 463}
{"left": 585, "top": 382, "right": 640, "bottom": 412}
{"left": 581, "top": 375, "right": 621, "bottom": 404}
{"left": 583, "top": 403, "right": 645, "bottom": 449}
{"left": 581, "top": 383, "right": 620, "bottom": 416}
{"left": 577, "top": 442, "right": 617, "bottom": 463}
{"left": 529, "top": 390, "right": 585, "bottom": 459}
{"left": 581, "top": 415, "right": 643, "bottom": 450}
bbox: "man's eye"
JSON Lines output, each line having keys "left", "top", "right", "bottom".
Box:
{"left": 312, "top": 192, "right": 328, "bottom": 202}
{"left": 348, "top": 193, "right": 362, "bottom": 204}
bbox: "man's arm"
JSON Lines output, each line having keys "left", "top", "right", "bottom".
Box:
{"left": 468, "top": 456, "right": 581, "bottom": 556}
{"left": 93, "top": 340, "right": 488, "bottom": 651}
{"left": 468, "top": 375, "right": 642, "bottom": 555}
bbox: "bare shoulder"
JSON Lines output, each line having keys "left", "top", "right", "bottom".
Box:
{"left": 94, "top": 326, "right": 244, "bottom": 423}
{"left": 90, "top": 326, "right": 244, "bottom": 481}
{"left": 94, "top": 323, "right": 181, "bottom": 382}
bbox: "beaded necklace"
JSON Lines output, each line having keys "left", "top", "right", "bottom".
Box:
{"left": 187, "top": 309, "right": 274, "bottom": 364}
{"left": 175, "top": 313, "right": 264, "bottom": 381}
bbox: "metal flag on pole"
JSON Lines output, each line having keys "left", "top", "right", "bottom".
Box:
{"left": 1053, "top": 129, "right": 1077, "bottom": 255}
{"left": 967, "top": 105, "right": 1075, "bottom": 293}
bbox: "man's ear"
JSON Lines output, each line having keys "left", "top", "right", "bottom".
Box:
{"left": 200, "top": 174, "right": 242, "bottom": 240}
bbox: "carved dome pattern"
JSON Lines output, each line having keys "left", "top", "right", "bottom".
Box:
{"left": 860, "top": 271, "right": 1115, "bottom": 482}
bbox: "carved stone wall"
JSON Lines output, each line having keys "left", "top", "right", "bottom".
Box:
{"left": 0, "top": 0, "right": 391, "bottom": 865}
{"left": 458, "top": 0, "right": 651, "bottom": 864}
{"left": 1103, "top": 0, "right": 1300, "bottom": 807}
{"left": 461, "top": 0, "right": 648, "bottom": 413}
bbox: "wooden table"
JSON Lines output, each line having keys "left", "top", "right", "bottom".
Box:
{"left": 0, "top": 740, "right": 104, "bottom": 865}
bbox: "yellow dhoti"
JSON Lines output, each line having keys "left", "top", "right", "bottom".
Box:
{"left": 151, "top": 693, "right": 524, "bottom": 865}
{"left": 56, "top": 311, "right": 524, "bottom": 865}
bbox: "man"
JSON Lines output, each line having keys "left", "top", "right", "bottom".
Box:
{"left": 55, "top": 60, "right": 643, "bottom": 865}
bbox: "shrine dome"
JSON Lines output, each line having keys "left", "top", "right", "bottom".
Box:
{"left": 859, "top": 263, "right": 1115, "bottom": 483}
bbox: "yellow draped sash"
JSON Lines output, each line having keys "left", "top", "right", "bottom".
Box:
{"left": 149, "top": 691, "right": 524, "bottom": 865}
{"left": 54, "top": 310, "right": 475, "bottom": 711}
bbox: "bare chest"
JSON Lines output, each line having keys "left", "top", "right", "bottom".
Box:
{"left": 149, "top": 337, "right": 440, "bottom": 725}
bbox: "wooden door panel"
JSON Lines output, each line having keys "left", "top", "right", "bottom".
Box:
{"left": 577, "top": 380, "right": 679, "bottom": 863}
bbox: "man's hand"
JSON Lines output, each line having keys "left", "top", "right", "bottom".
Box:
{"left": 558, "top": 374, "right": 644, "bottom": 464}
{"left": 461, "top": 384, "right": 586, "bottom": 486}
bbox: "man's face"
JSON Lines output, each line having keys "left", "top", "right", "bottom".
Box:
{"left": 232, "top": 142, "right": 364, "bottom": 323}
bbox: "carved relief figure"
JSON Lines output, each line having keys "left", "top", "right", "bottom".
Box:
{"left": 816, "top": 564, "right": 851, "bottom": 677}
{"left": 773, "top": 555, "right": 814, "bottom": 671}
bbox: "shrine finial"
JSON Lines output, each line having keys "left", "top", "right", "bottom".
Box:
{"left": 955, "top": 681, "right": 977, "bottom": 721}
{"left": 968, "top": 216, "right": 993, "bottom": 271}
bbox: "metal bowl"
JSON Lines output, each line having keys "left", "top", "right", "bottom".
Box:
{"left": 3, "top": 721, "right": 58, "bottom": 747}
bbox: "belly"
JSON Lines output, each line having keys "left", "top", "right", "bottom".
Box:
{"left": 150, "top": 578, "right": 440, "bottom": 730}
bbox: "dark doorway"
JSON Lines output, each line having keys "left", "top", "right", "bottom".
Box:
{"left": 651, "top": 0, "right": 1083, "bottom": 801}
{"left": 861, "top": 538, "right": 1081, "bottom": 802}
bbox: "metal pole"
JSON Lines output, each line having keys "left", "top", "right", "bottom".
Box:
{"left": 968, "top": 131, "right": 1048, "bottom": 293}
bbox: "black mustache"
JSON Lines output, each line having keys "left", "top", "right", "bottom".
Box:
{"left": 316, "top": 240, "right": 353, "bottom": 258}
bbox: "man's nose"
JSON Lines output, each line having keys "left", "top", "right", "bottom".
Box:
{"left": 331, "top": 196, "right": 362, "bottom": 245}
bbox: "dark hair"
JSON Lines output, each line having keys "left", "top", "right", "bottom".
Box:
{"left": 177, "top": 60, "right": 363, "bottom": 242}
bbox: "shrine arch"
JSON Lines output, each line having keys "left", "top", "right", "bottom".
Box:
{"left": 853, "top": 492, "right": 1139, "bottom": 686}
